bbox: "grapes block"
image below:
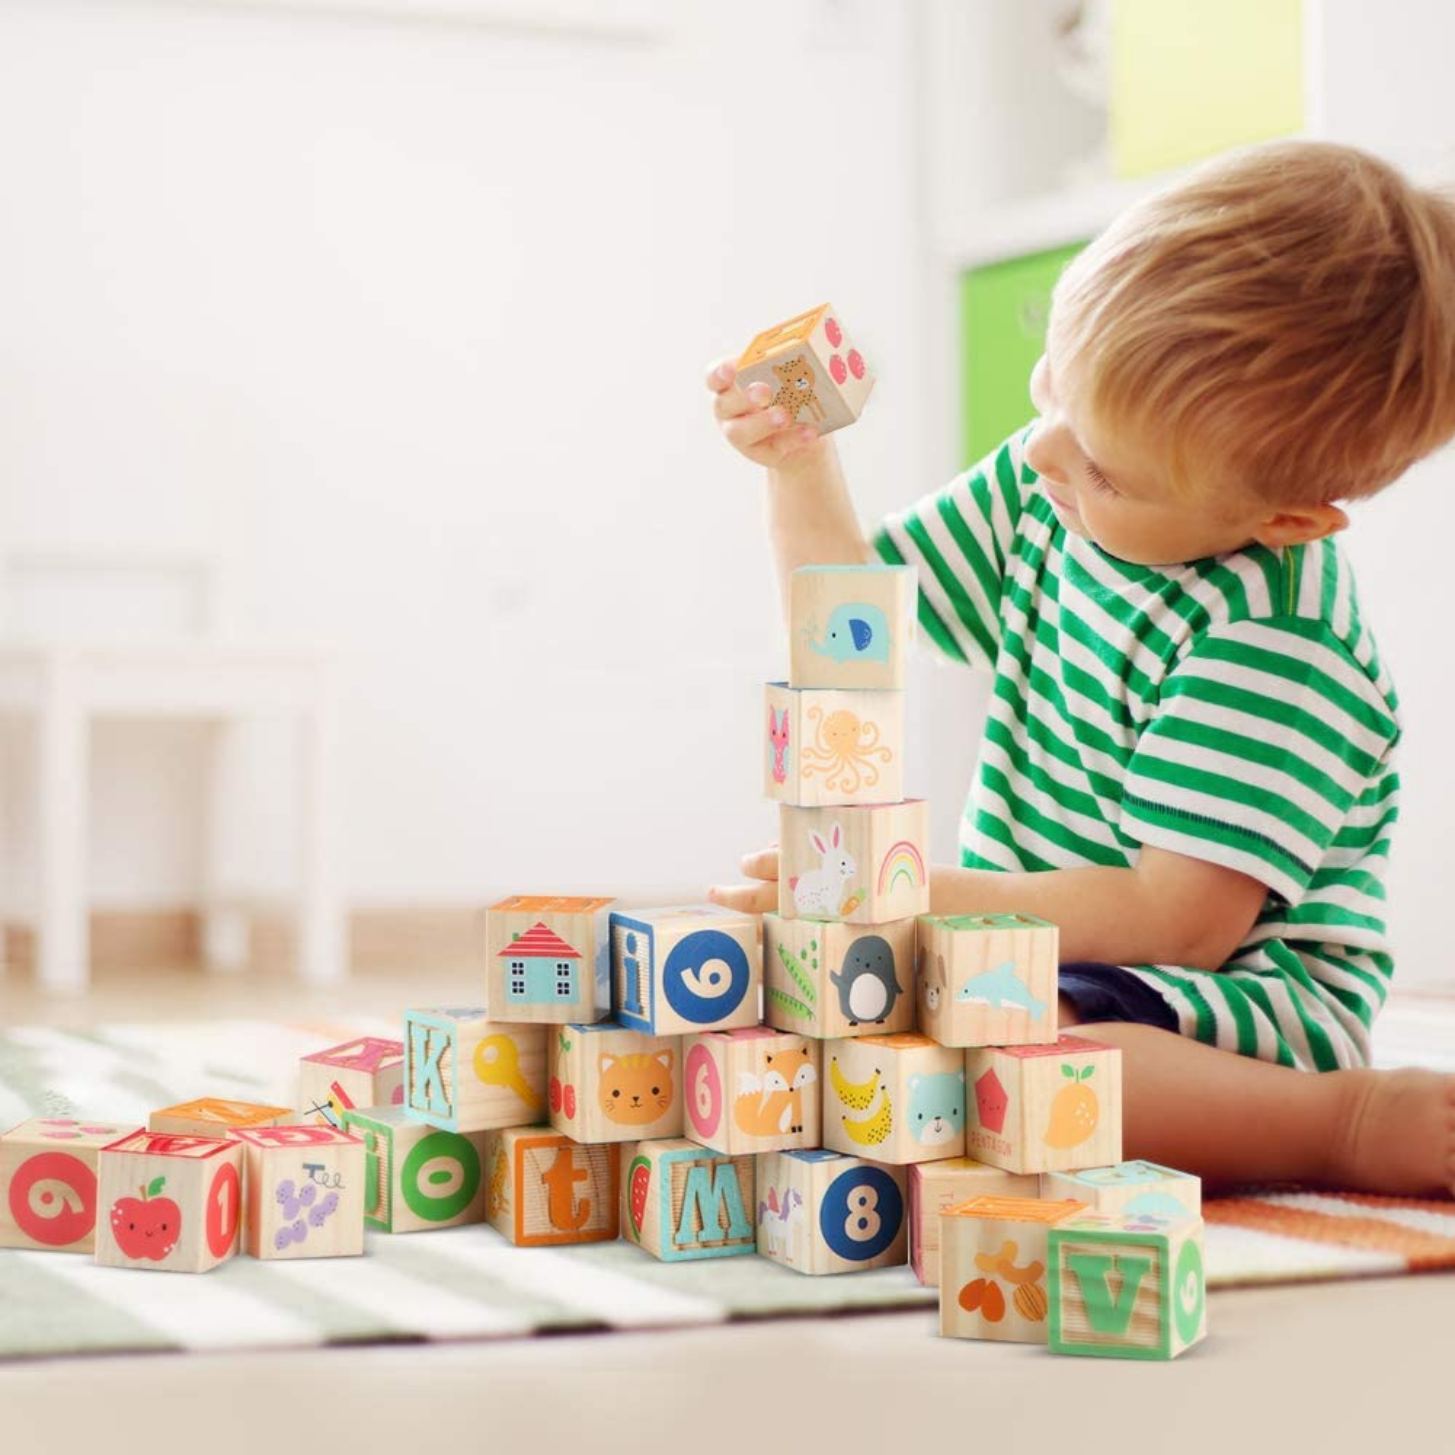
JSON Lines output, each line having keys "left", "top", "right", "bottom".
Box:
{"left": 789, "top": 564, "right": 914, "bottom": 692}
{"left": 735, "top": 303, "right": 875, "bottom": 440}
{"left": 764, "top": 681, "right": 905, "bottom": 807}
{"left": 148, "top": 1099, "right": 293, "bottom": 1137}
{"left": 683, "top": 1027, "right": 821, "bottom": 1156}
{"left": 822, "top": 1032, "right": 966, "bottom": 1166}
{"left": 916, "top": 912, "right": 1059, "bottom": 1048}
{"left": 907, "top": 1156, "right": 1041, "bottom": 1286}
{"left": 0, "top": 1117, "right": 140, "bottom": 1253}
{"left": 298, "top": 1037, "right": 405, "bottom": 1126}
{"left": 778, "top": 801, "right": 929, "bottom": 926}
{"left": 1042, "top": 1161, "right": 1202, "bottom": 1223}
{"left": 482, "top": 1127, "right": 620, "bottom": 1247}
{"left": 619, "top": 1138, "right": 757, "bottom": 1263}
{"left": 232, "top": 1124, "right": 365, "bottom": 1261}
{"left": 340, "top": 1104, "right": 488, "bottom": 1234}
{"left": 755, "top": 1150, "right": 907, "bottom": 1276}
{"left": 403, "top": 1006, "right": 547, "bottom": 1134}
{"left": 484, "top": 894, "right": 614, "bottom": 1025}
{"left": 762, "top": 913, "right": 915, "bottom": 1038}
{"left": 546, "top": 1021, "right": 682, "bottom": 1144}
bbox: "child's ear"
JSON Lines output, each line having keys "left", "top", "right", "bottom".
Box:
{"left": 1252, "top": 502, "right": 1350, "bottom": 549}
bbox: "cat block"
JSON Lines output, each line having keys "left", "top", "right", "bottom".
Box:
{"left": 340, "top": 1104, "right": 488, "bottom": 1234}
{"left": 404, "top": 1006, "right": 547, "bottom": 1133}
{"left": 610, "top": 905, "right": 761, "bottom": 1036}
{"left": 485, "top": 894, "right": 614, "bottom": 1025}
{"left": 683, "top": 1027, "right": 821, "bottom": 1156}
{"left": 149, "top": 1099, "right": 294, "bottom": 1137}
{"left": 0, "top": 1117, "right": 140, "bottom": 1253}
{"left": 762, "top": 913, "right": 915, "bottom": 1038}
{"left": 916, "top": 912, "right": 1059, "bottom": 1047}
{"left": 547, "top": 1021, "right": 683, "bottom": 1143}
{"left": 483, "top": 1127, "right": 620, "bottom": 1247}
{"left": 95, "top": 1131, "right": 244, "bottom": 1273}
{"left": 298, "top": 1037, "right": 405, "bottom": 1126}
{"left": 231, "top": 1124, "right": 365, "bottom": 1260}
{"left": 1042, "top": 1162, "right": 1202, "bottom": 1225}
{"left": 822, "top": 1032, "right": 965, "bottom": 1165}
{"left": 789, "top": 563, "right": 914, "bottom": 691}
{"left": 755, "top": 1150, "right": 907, "bottom": 1276}
{"left": 778, "top": 801, "right": 929, "bottom": 925}
{"left": 908, "top": 1157, "right": 1041, "bottom": 1286}
{"left": 764, "top": 682, "right": 905, "bottom": 807}
{"left": 965, "top": 1035, "right": 1123, "bottom": 1175}
{"left": 1049, "top": 1212, "right": 1208, "bottom": 1360}
{"left": 735, "top": 303, "right": 875, "bottom": 439}
{"left": 620, "top": 1138, "right": 756, "bottom": 1262}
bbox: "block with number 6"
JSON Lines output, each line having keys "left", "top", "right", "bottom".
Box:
{"left": 0, "top": 1117, "right": 140, "bottom": 1253}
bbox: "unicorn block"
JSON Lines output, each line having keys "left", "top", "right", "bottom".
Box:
{"left": 778, "top": 800, "right": 929, "bottom": 926}
{"left": 756, "top": 1150, "right": 908, "bottom": 1275}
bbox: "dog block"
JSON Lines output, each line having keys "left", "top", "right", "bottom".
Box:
{"left": 1049, "top": 1212, "right": 1208, "bottom": 1360}
{"left": 755, "top": 1150, "right": 907, "bottom": 1275}
{"left": 735, "top": 303, "right": 875, "bottom": 439}
{"left": 939, "top": 1194, "right": 1088, "bottom": 1343}
{"left": 620, "top": 1138, "right": 756, "bottom": 1262}
{"left": 482, "top": 1127, "right": 620, "bottom": 1247}
{"left": 0, "top": 1117, "right": 140, "bottom": 1253}
{"left": 965, "top": 1035, "right": 1123, "bottom": 1175}
{"left": 789, "top": 564, "right": 914, "bottom": 691}
{"left": 764, "top": 682, "right": 905, "bottom": 807}
{"left": 95, "top": 1131, "right": 244, "bottom": 1273}
{"left": 404, "top": 1007, "right": 547, "bottom": 1133}
{"left": 340, "top": 1104, "right": 487, "bottom": 1234}
{"left": 610, "top": 905, "right": 761, "bottom": 1036}
{"left": 762, "top": 913, "right": 915, "bottom": 1038}
{"left": 1042, "top": 1162, "right": 1202, "bottom": 1224}
{"left": 231, "top": 1124, "right": 366, "bottom": 1260}
{"left": 149, "top": 1099, "right": 294, "bottom": 1137}
{"left": 547, "top": 1022, "right": 683, "bottom": 1143}
{"left": 683, "top": 1027, "right": 821, "bottom": 1156}
{"left": 298, "top": 1037, "right": 405, "bottom": 1126}
{"left": 485, "top": 895, "right": 614, "bottom": 1024}
{"left": 778, "top": 801, "right": 929, "bottom": 925}
{"left": 908, "top": 1157, "right": 1041, "bottom": 1286}
{"left": 916, "top": 913, "right": 1059, "bottom": 1047}
{"left": 822, "top": 1032, "right": 965, "bottom": 1165}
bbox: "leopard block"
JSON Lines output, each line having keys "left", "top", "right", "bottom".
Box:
{"left": 735, "top": 303, "right": 875, "bottom": 440}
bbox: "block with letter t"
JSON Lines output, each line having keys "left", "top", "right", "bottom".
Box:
{"left": 482, "top": 1126, "right": 619, "bottom": 1247}
{"left": 404, "top": 1006, "right": 547, "bottom": 1133}
{"left": 0, "top": 1117, "right": 140, "bottom": 1253}
{"left": 485, "top": 895, "right": 614, "bottom": 1024}
{"left": 620, "top": 1138, "right": 756, "bottom": 1262}
{"left": 340, "top": 1104, "right": 488, "bottom": 1234}
{"left": 232, "top": 1123, "right": 365, "bottom": 1260}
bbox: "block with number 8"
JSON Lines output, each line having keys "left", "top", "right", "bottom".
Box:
{"left": 755, "top": 1150, "right": 907, "bottom": 1275}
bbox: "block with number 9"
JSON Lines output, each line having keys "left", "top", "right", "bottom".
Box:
{"left": 0, "top": 1117, "right": 140, "bottom": 1253}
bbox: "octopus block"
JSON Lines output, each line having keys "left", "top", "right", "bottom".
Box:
{"left": 764, "top": 681, "right": 905, "bottom": 807}
{"left": 965, "top": 1035, "right": 1123, "bottom": 1175}
{"left": 735, "top": 302, "right": 875, "bottom": 439}
{"left": 485, "top": 894, "right": 614, "bottom": 1025}
{"left": 610, "top": 905, "right": 761, "bottom": 1036}
{"left": 1042, "top": 1161, "right": 1202, "bottom": 1223}
{"left": 547, "top": 1021, "right": 683, "bottom": 1144}
{"left": 683, "top": 1027, "right": 821, "bottom": 1156}
{"left": 778, "top": 801, "right": 929, "bottom": 926}
{"left": 789, "top": 563, "right": 915, "bottom": 691}
{"left": 620, "top": 1138, "right": 757, "bottom": 1262}
{"left": 762, "top": 913, "right": 916, "bottom": 1039}
{"left": 232, "top": 1124, "right": 365, "bottom": 1260}
{"left": 1049, "top": 1212, "right": 1208, "bottom": 1360}
{"left": 822, "top": 1032, "right": 966, "bottom": 1166}
{"left": 404, "top": 1006, "right": 547, "bottom": 1134}
{"left": 148, "top": 1099, "right": 293, "bottom": 1137}
{"left": 908, "top": 1156, "right": 1041, "bottom": 1286}
{"left": 340, "top": 1104, "right": 488, "bottom": 1234}
{"left": 0, "top": 1117, "right": 140, "bottom": 1253}
{"left": 298, "top": 1037, "right": 405, "bottom": 1126}
{"left": 939, "top": 1194, "right": 1088, "bottom": 1344}
{"left": 483, "top": 1126, "right": 620, "bottom": 1247}
{"left": 756, "top": 1150, "right": 908, "bottom": 1276}
{"left": 95, "top": 1131, "right": 244, "bottom": 1273}
{"left": 916, "top": 912, "right": 1059, "bottom": 1048}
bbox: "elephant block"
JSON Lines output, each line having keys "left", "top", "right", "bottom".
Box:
{"left": 822, "top": 1032, "right": 966, "bottom": 1166}
{"left": 756, "top": 1150, "right": 908, "bottom": 1276}
{"left": 764, "top": 681, "right": 905, "bottom": 807}
{"left": 762, "top": 913, "right": 915, "bottom": 1039}
{"left": 778, "top": 800, "right": 929, "bottom": 925}
{"left": 735, "top": 302, "right": 875, "bottom": 439}
{"left": 682, "top": 1027, "right": 821, "bottom": 1156}
{"left": 546, "top": 1021, "right": 683, "bottom": 1143}
{"left": 908, "top": 1156, "right": 1041, "bottom": 1286}
{"left": 485, "top": 895, "right": 615, "bottom": 1025}
{"left": 789, "top": 563, "right": 914, "bottom": 691}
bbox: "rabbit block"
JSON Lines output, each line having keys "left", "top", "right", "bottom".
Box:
{"left": 485, "top": 895, "right": 615, "bottom": 1025}
{"left": 735, "top": 303, "right": 875, "bottom": 439}
{"left": 1048, "top": 1212, "right": 1208, "bottom": 1360}
{"left": 340, "top": 1104, "right": 488, "bottom": 1234}
{"left": 232, "top": 1124, "right": 365, "bottom": 1260}
{"left": 762, "top": 913, "right": 916, "bottom": 1039}
{"left": 822, "top": 1032, "right": 966, "bottom": 1165}
{"left": 0, "top": 1117, "right": 140, "bottom": 1253}
{"left": 298, "top": 1037, "right": 405, "bottom": 1126}
{"left": 403, "top": 1006, "right": 548, "bottom": 1134}
{"left": 965, "top": 1036, "right": 1123, "bottom": 1175}
{"left": 789, "top": 564, "right": 914, "bottom": 691}
{"left": 1042, "top": 1161, "right": 1202, "bottom": 1223}
{"left": 610, "top": 905, "right": 761, "bottom": 1036}
{"left": 94, "top": 1131, "right": 244, "bottom": 1273}
{"left": 764, "top": 681, "right": 905, "bottom": 807}
{"left": 939, "top": 1194, "right": 1088, "bottom": 1344}
{"left": 778, "top": 801, "right": 929, "bottom": 925}
{"left": 683, "top": 1027, "right": 821, "bottom": 1156}
{"left": 149, "top": 1099, "right": 294, "bottom": 1137}
{"left": 755, "top": 1150, "right": 908, "bottom": 1276}
{"left": 908, "top": 1156, "right": 1041, "bottom": 1286}
{"left": 620, "top": 1138, "right": 757, "bottom": 1262}
{"left": 547, "top": 1021, "right": 683, "bottom": 1144}
{"left": 483, "top": 1127, "right": 620, "bottom": 1247}
{"left": 916, "top": 912, "right": 1059, "bottom": 1048}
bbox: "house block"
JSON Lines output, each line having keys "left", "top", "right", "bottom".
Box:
{"left": 298, "top": 1037, "right": 405, "bottom": 1126}
{"left": 339, "top": 1104, "right": 487, "bottom": 1234}
{"left": 482, "top": 1127, "right": 620, "bottom": 1247}
{"left": 789, "top": 563, "right": 914, "bottom": 692}
{"left": 764, "top": 682, "right": 905, "bottom": 807}
{"left": 778, "top": 801, "right": 929, "bottom": 925}
{"left": 822, "top": 1032, "right": 965, "bottom": 1165}
{"left": 231, "top": 1123, "right": 365, "bottom": 1260}
{"left": 620, "top": 1138, "right": 756, "bottom": 1262}
{"left": 403, "top": 1007, "right": 547, "bottom": 1134}
{"left": 0, "top": 1117, "right": 140, "bottom": 1253}
{"left": 1042, "top": 1162, "right": 1202, "bottom": 1224}
{"left": 735, "top": 302, "right": 875, "bottom": 440}
{"left": 546, "top": 1021, "right": 683, "bottom": 1143}
{"left": 908, "top": 1157, "right": 1041, "bottom": 1286}
{"left": 755, "top": 1150, "right": 907, "bottom": 1276}
{"left": 148, "top": 1099, "right": 294, "bottom": 1137}
{"left": 762, "top": 913, "right": 915, "bottom": 1038}
{"left": 916, "top": 912, "right": 1059, "bottom": 1047}
{"left": 683, "top": 1027, "right": 821, "bottom": 1156}
{"left": 485, "top": 895, "right": 614, "bottom": 1025}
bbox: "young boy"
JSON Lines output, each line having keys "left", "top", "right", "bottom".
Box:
{"left": 706, "top": 140, "right": 1455, "bottom": 1197}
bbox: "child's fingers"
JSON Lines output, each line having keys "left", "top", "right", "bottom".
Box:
{"left": 706, "top": 882, "right": 777, "bottom": 915}
{"left": 712, "top": 378, "right": 774, "bottom": 423}
{"left": 738, "top": 846, "right": 780, "bottom": 881}
{"left": 720, "top": 408, "right": 796, "bottom": 452}
{"left": 705, "top": 359, "right": 737, "bottom": 393}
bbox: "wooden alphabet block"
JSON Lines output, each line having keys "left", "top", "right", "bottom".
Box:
{"left": 298, "top": 1037, "right": 405, "bottom": 1126}
{"left": 822, "top": 1032, "right": 965, "bottom": 1165}
{"left": 482, "top": 1127, "right": 620, "bottom": 1247}
{"left": 683, "top": 1027, "right": 821, "bottom": 1156}
{"left": 95, "top": 1131, "right": 244, "bottom": 1273}
{"left": 1049, "top": 1212, "right": 1208, "bottom": 1360}
{"left": 610, "top": 905, "right": 761, "bottom": 1036}
{"left": 0, "top": 1117, "right": 140, "bottom": 1253}
{"left": 908, "top": 1157, "right": 1041, "bottom": 1286}
{"left": 778, "top": 801, "right": 929, "bottom": 925}
{"left": 939, "top": 1194, "right": 1087, "bottom": 1343}
{"left": 149, "top": 1099, "right": 294, "bottom": 1137}
{"left": 735, "top": 303, "right": 875, "bottom": 439}
{"left": 1042, "top": 1161, "right": 1202, "bottom": 1223}
{"left": 404, "top": 1006, "right": 547, "bottom": 1133}
{"left": 916, "top": 912, "right": 1059, "bottom": 1047}
{"left": 546, "top": 1022, "right": 683, "bottom": 1143}
{"left": 762, "top": 913, "right": 915, "bottom": 1038}
{"left": 340, "top": 1104, "right": 487, "bottom": 1234}
{"left": 965, "top": 1035, "right": 1123, "bottom": 1175}
{"left": 764, "top": 682, "right": 905, "bottom": 807}
{"left": 620, "top": 1138, "right": 756, "bottom": 1262}
{"left": 485, "top": 894, "right": 614, "bottom": 1025}
{"left": 789, "top": 564, "right": 914, "bottom": 691}
{"left": 755, "top": 1150, "right": 907, "bottom": 1275}
{"left": 231, "top": 1124, "right": 365, "bottom": 1260}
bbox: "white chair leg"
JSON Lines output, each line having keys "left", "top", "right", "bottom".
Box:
{"left": 297, "top": 671, "right": 346, "bottom": 985}
{"left": 201, "top": 718, "right": 249, "bottom": 973}
{"left": 38, "top": 656, "right": 88, "bottom": 996}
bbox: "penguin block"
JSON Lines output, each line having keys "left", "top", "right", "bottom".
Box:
{"left": 789, "top": 564, "right": 914, "bottom": 691}
{"left": 736, "top": 303, "right": 875, "bottom": 441}
{"left": 546, "top": 1021, "right": 683, "bottom": 1144}
{"left": 822, "top": 1032, "right": 966, "bottom": 1165}
{"left": 0, "top": 1117, "right": 140, "bottom": 1253}
{"left": 755, "top": 1150, "right": 908, "bottom": 1275}
{"left": 298, "top": 1037, "right": 405, "bottom": 1126}
{"left": 482, "top": 1127, "right": 620, "bottom": 1247}
{"left": 340, "top": 1105, "right": 488, "bottom": 1234}
{"left": 485, "top": 895, "right": 615, "bottom": 1025}
{"left": 916, "top": 912, "right": 1059, "bottom": 1048}
{"left": 1041, "top": 1162, "right": 1201, "bottom": 1223}
{"left": 682, "top": 1027, "right": 821, "bottom": 1156}
{"left": 763, "top": 913, "right": 915, "bottom": 1039}
{"left": 619, "top": 1138, "right": 757, "bottom": 1263}
{"left": 764, "top": 681, "right": 906, "bottom": 807}
{"left": 403, "top": 1007, "right": 548, "bottom": 1134}
{"left": 778, "top": 800, "right": 929, "bottom": 926}
{"left": 908, "top": 1156, "right": 1041, "bottom": 1286}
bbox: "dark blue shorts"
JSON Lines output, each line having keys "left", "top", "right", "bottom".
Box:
{"left": 1057, "top": 962, "right": 1180, "bottom": 1032}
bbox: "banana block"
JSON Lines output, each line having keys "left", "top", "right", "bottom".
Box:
{"left": 822, "top": 1032, "right": 965, "bottom": 1166}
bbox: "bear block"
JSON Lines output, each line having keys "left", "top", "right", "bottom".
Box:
{"left": 298, "top": 1037, "right": 405, "bottom": 1126}
{"left": 619, "top": 1138, "right": 757, "bottom": 1262}
{"left": 683, "top": 1027, "right": 821, "bottom": 1156}
{"left": 789, "top": 563, "right": 914, "bottom": 691}
{"left": 1041, "top": 1161, "right": 1202, "bottom": 1224}
{"left": 755, "top": 1150, "right": 908, "bottom": 1276}
{"left": 735, "top": 303, "right": 875, "bottom": 440}
{"left": 403, "top": 1007, "right": 547, "bottom": 1134}
{"left": 916, "top": 912, "right": 1059, "bottom": 1048}
{"left": 547, "top": 1022, "right": 683, "bottom": 1144}
{"left": 483, "top": 1127, "right": 621, "bottom": 1247}
{"left": 148, "top": 1099, "right": 294, "bottom": 1137}
{"left": 822, "top": 1032, "right": 966, "bottom": 1166}
{"left": 0, "top": 1117, "right": 140, "bottom": 1253}
{"left": 908, "top": 1156, "right": 1041, "bottom": 1286}
{"left": 340, "top": 1104, "right": 488, "bottom": 1234}
{"left": 764, "top": 681, "right": 905, "bottom": 807}
{"left": 778, "top": 801, "right": 929, "bottom": 926}
{"left": 232, "top": 1123, "right": 366, "bottom": 1260}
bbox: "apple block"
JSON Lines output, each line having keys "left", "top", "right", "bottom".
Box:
{"left": 546, "top": 1021, "right": 682, "bottom": 1144}
{"left": 735, "top": 303, "right": 875, "bottom": 440}
{"left": 908, "top": 1157, "right": 1041, "bottom": 1286}
{"left": 232, "top": 1123, "right": 365, "bottom": 1260}
{"left": 482, "top": 1127, "right": 620, "bottom": 1247}
{"left": 755, "top": 1150, "right": 907, "bottom": 1276}
{"left": 789, "top": 563, "right": 914, "bottom": 691}
{"left": 683, "top": 1027, "right": 821, "bottom": 1156}
{"left": 762, "top": 913, "right": 915, "bottom": 1039}
{"left": 822, "top": 1032, "right": 965, "bottom": 1166}
{"left": 340, "top": 1104, "right": 487, "bottom": 1234}
{"left": 149, "top": 1099, "right": 294, "bottom": 1137}
{"left": 0, "top": 1117, "right": 140, "bottom": 1253}
{"left": 916, "top": 912, "right": 1059, "bottom": 1047}
{"left": 485, "top": 894, "right": 614, "bottom": 1025}
{"left": 1042, "top": 1161, "right": 1202, "bottom": 1224}
{"left": 298, "top": 1037, "right": 405, "bottom": 1126}
{"left": 778, "top": 801, "right": 929, "bottom": 926}
{"left": 764, "top": 681, "right": 905, "bottom": 807}
{"left": 404, "top": 1006, "right": 547, "bottom": 1134}
{"left": 620, "top": 1138, "right": 756, "bottom": 1262}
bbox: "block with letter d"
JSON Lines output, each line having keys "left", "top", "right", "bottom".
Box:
{"left": 620, "top": 1138, "right": 756, "bottom": 1262}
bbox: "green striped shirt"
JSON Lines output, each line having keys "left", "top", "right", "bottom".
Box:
{"left": 874, "top": 429, "right": 1400, "bottom": 1071}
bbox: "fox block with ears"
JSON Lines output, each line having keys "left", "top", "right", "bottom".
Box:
{"left": 0, "top": 1117, "right": 140, "bottom": 1253}
{"left": 232, "top": 1124, "right": 366, "bottom": 1261}
{"left": 789, "top": 564, "right": 915, "bottom": 692}
{"left": 547, "top": 1021, "right": 683, "bottom": 1143}
{"left": 404, "top": 1006, "right": 547, "bottom": 1134}
{"left": 778, "top": 801, "right": 930, "bottom": 926}
{"left": 485, "top": 895, "right": 615, "bottom": 1025}
{"left": 764, "top": 682, "right": 906, "bottom": 807}
{"left": 1042, "top": 1161, "right": 1202, "bottom": 1223}
{"left": 916, "top": 913, "right": 1060, "bottom": 1048}
{"left": 341, "top": 1104, "right": 488, "bottom": 1234}
{"left": 755, "top": 1150, "right": 907, "bottom": 1275}
{"left": 483, "top": 1127, "right": 620, "bottom": 1247}
{"left": 298, "top": 1037, "right": 405, "bottom": 1126}
{"left": 823, "top": 1032, "right": 966, "bottom": 1166}
{"left": 908, "top": 1157, "right": 1042, "bottom": 1286}
{"left": 682, "top": 1027, "right": 821, "bottom": 1156}
{"left": 735, "top": 303, "right": 875, "bottom": 439}
{"left": 620, "top": 1138, "right": 757, "bottom": 1262}
{"left": 148, "top": 1099, "right": 294, "bottom": 1137}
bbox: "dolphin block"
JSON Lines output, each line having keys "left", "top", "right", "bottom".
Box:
{"left": 822, "top": 1031, "right": 966, "bottom": 1166}
{"left": 790, "top": 564, "right": 915, "bottom": 691}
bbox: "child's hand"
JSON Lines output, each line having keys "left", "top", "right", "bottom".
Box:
{"left": 707, "top": 360, "right": 824, "bottom": 471}
{"left": 707, "top": 844, "right": 779, "bottom": 916}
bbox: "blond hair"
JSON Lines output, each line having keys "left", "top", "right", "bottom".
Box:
{"left": 1050, "top": 140, "right": 1455, "bottom": 505}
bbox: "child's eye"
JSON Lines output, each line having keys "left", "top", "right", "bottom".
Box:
{"left": 1084, "top": 459, "right": 1118, "bottom": 495}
